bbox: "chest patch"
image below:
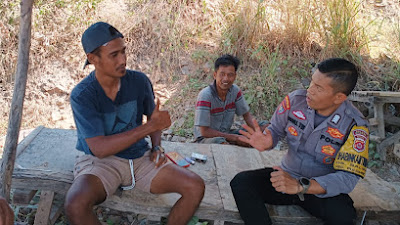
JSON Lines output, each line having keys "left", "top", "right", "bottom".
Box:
{"left": 331, "top": 114, "right": 341, "bottom": 124}
{"left": 292, "top": 110, "right": 306, "bottom": 120}
{"left": 323, "top": 156, "right": 334, "bottom": 164}
{"left": 326, "top": 127, "right": 344, "bottom": 140}
{"left": 321, "top": 145, "right": 336, "bottom": 156}
{"left": 288, "top": 126, "right": 298, "bottom": 136}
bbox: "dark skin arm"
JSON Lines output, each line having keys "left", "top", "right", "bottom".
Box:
{"left": 86, "top": 99, "right": 171, "bottom": 159}
{"left": 0, "top": 196, "right": 13, "bottom": 225}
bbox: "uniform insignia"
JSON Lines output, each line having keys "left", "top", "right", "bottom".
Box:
{"left": 278, "top": 104, "right": 285, "bottom": 114}
{"left": 323, "top": 156, "right": 334, "bottom": 164}
{"left": 326, "top": 127, "right": 344, "bottom": 140}
{"left": 334, "top": 126, "right": 369, "bottom": 178}
{"left": 331, "top": 114, "right": 341, "bottom": 124}
{"left": 292, "top": 110, "right": 306, "bottom": 120}
{"left": 352, "top": 128, "right": 368, "bottom": 153}
{"left": 288, "top": 126, "right": 298, "bottom": 136}
{"left": 277, "top": 95, "right": 290, "bottom": 115}
{"left": 321, "top": 145, "right": 336, "bottom": 156}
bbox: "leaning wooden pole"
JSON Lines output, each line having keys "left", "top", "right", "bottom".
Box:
{"left": 0, "top": 0, "right": 34, "bottom": 202}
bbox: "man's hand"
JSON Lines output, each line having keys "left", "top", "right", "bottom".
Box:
{"left": 270, "top": 166, "right": 301, "bottom": 195}
{"left": 232, "top": 134, "right": 252, "bottom": 147}
{"left": 149, "top": 99, "right": 171, "bottom": 131}
{"left": 150, "top": 148, "right": 168, "bottom": 168}
{"left": 0, "top": 196, "right": 13, "bottom": 225}
{"left": 238, "top": 118, "right": 273, "bottom": 151}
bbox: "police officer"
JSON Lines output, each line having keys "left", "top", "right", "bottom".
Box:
{"left": 230, "top": 58, "right": 369, "bottom": 225}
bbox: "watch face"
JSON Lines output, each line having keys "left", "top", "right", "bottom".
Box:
{"left": 301, "top": 177, "right": 310, "bottom": 185}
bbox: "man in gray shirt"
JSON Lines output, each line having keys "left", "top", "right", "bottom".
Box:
{"left": 194, "top": 54, "right": 267, "bottom": 146}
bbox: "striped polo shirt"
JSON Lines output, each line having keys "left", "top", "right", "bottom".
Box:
{"left": 193, "top": 81, "right": 250, "bottom": 139}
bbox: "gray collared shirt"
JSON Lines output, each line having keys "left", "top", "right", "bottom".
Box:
{"left": 268, "top": 89, "right": 369, "bottom": 198}
{"left": 194, "top": 81, "right": 250, "bottom": 139}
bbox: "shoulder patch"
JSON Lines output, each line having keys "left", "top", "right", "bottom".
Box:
{"left": 333, "top": 126, "right": 369, "bottom": 178}
{"left": 277, "top": 95, "right": 290, "bottom": 115}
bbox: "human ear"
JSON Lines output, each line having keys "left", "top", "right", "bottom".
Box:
{"left": 87, "top": 53, "right": 97, "bottom": 65}
{"left": 334, "top": 92, "right": 347, "bottom": 104}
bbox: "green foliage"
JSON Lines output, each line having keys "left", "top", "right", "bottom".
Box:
{"left": 172, "top": 111, "right": 195, "bottom": 137}
{"left": 368, "top": 141, "right": 383, "bottom": 168}
{"left": 244, "top": 45, "right": 286, "bottom": 118}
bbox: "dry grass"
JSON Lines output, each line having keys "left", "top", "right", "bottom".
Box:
{"left": 0, "top": 0, "right": 399, "bottom": 137}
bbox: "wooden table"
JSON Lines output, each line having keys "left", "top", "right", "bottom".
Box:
{"left": 10, "top": 127, "right": 400, "bottom": 224}
{"left": 349, "top": 91, "right": 400, "bottom": 160}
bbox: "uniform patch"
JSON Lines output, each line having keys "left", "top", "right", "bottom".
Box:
{"left": 331, "top": 114, "right": 341, "bottom": 124}
{"left": 321, "top": 145, "right": 336, "bottom": 156}
{"left": 288, "top": 126, "right": 298, "bottom": 136}
{"left": 277, "top": 95, "right": 290, "bottom": 115}
{"left": 333, "top": 126, "right": 369, "bottom": 178}
{"left": 352, "top": 128, "right": 368, "bottom": 153}
{"left": 326, "top": 127, "right": 344, "bottom": 140}
{"left": 323, "top": 156, "right": 334, "bottom": 164}
{"left": 292, "top": 110, "right": 306, "bottom": 120}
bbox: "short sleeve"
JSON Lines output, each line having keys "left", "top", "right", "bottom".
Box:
{"left": 194, "top": 89, "right": 211, "bottom": 127}
{"left": 142, "top": 76, "right": 155, "bottom": 116}
{"left": 234, "top": 89, "right": 250, "bottom": 116}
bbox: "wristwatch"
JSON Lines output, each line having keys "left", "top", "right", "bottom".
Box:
{"left": 297, "top": 177, "right": 310, "bottom": 201}
{"left": 151, "top": 145, "right": 165, "bottom": 153}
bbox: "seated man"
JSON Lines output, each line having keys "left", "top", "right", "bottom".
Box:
{"left": 65, "top": 22, "right": 205, "bottom": 225}
{"left": 194, "top": 54, "right": 267, "bottom": 146}
{"left": 0, "top": 196, "right": 13, "bottom": 225}
{"left": 230, "top": 58, "right": 369, "bottom": 225}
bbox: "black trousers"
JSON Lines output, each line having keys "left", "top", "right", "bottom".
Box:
{"left": 230, "top": 168, "right": 356, "bottom": 225}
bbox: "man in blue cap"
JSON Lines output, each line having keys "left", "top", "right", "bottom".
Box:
{"left": 65, "top": 22, "right": 205, "bottom": 225}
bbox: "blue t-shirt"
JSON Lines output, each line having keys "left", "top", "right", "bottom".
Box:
{"left": 70, "top": 70, "right": 155, "bottom": 159}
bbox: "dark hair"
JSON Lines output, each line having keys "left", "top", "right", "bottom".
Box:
{"left": 91, "top": 47, "right": 102, "bottom": 57}
{"left": 214, "top": 54, "right": 240, "bottom": 71}
{"left": 317, "top": 58, "right": 358, "bottom": 96}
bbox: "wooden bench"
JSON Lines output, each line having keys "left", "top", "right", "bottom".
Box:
{"left": 11, "top": 127, "right": 400, "bottom": 224}
{"left": 349, "top": 91, "right": 400, "bottom": 160}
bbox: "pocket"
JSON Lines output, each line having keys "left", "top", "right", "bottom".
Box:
{"left": 73, "top": 154, "right": 95, "bottom": 177}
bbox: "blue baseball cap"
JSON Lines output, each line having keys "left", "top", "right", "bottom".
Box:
{"left": 81, "top": 22, "right": 124, "bottom": 68}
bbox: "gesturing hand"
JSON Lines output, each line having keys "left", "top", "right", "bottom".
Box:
{"left": 149, "top": 99, "right": 171, "bottom": 131}
{"left": 270, "top": 166, "right": 301, "bottom": 195}
{"left": 238, "top": 118, "right": 273, "bottom": 151}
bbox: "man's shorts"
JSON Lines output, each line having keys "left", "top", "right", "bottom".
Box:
{"left": 73, "top": 150, "right": 171, "bottom": 197}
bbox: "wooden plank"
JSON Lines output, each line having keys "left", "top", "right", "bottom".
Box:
{"left": 374, "top": 102, "right": 385, "bottom": 139}
{"left": 12, "top": 189, "right": 37, "bottom": 205}
{"left": 351, "top": 91, "right": 400, "bottom": 98}
{"left": 0, "top": 0, "right": 35, "bottom": 201}
{"left": 378, "top": 131, "right": 400, "bottom": 161}
{"left": 211, "top": 144, "right": 264, "bottom": 214}
{"left": 34, "top": 190, "right": 55, "bottom": 225}
{"left": 16, "top": 126, "right": 45, "bottom": 158}
{"left": 386, "top": 116, "right": 400, "bottom": 127}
